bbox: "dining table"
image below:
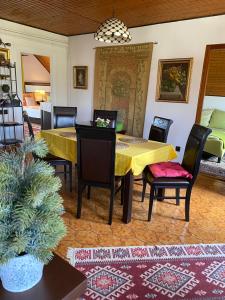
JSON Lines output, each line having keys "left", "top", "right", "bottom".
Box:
{"left": 39, "top": 127, "right": 177, "bottom": 224}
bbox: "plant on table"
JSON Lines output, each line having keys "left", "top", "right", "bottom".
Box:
{"left": 0, "top": 138, "right": 66, "bottom": 292}
{"left": 95, "top": 117, "right": 111, "bottom": 128}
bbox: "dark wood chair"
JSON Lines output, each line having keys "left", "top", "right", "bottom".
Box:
{"left": 53, "top": 106, "right": 77, "bottom": 129}
{"left": 93, "top": 109, "right": 117, "bottom": 128}
{"left": 136, "top": 116, "right": 173, "bottom": 186}
{"left": 23, "top": 111, "right": 72, "bottom": 192}
{"left": 23, "top": 111, "right": 34, "bottom": 139}
{"left": 49, "top": 106, "right": 77, "bottom": 192}
{"left": 149, "top": 116, "right": 173, "bottom": 142}
{"left": 142, "top": 124, "right": 212, "bottom": 222}
{"left": 76, "top": 124, "right": 118, "bottom": 225}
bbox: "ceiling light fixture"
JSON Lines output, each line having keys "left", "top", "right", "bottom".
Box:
{"left": 94, "top": 13, "right": 132, "bottom": 44}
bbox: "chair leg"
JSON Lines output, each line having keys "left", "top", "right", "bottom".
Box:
{"left": 148, "top": 186, "right": 155, "bottom": 221}
{"left": 185, "top": 187, "right": 192, "bottom": 222}
{"left": 141, "top": 177, "right": 147, "bottom": 202}
{"left": 157, "top": 188, "right": 165, "bottom": 201}
{"left": 69, "top": 163, "right": 72, "bottom": 193}
{"left": 109, "top": 186, "right": 115, "bottom": 225}
{"left": 176, "top": 188, "right": 180, "bottom": 205}
{"left": 64, "top": 165, "right": 67, "bottom": 180}
{"left": 87, "top": 185, "right": 91, "bottom": 199}
{"left": 76, "top": 182, "right": 83, "bottom": 219}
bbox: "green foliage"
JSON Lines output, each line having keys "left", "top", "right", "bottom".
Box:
{"left": 0, "top": 138, "right": 66, "bottom": 264}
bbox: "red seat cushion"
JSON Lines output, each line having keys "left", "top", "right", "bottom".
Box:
{"left": 149, "top": 162, "right": 193, "bottom": 179}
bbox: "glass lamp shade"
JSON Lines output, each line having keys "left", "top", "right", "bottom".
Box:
{"left": 94, "top": 17, "right": 132, "bottom": 44}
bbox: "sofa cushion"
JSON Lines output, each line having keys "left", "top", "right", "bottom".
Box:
{"left": 200, "top": 109, "right": 214, "bottom": 127}
{"left": 209, "top": 109, "right": 225, "bottom": 129}
{"left": 116, "top": 121, "right": 124, "bottom": 132}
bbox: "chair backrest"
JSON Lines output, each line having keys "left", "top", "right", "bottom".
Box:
{"left": 53, "top": 106, "right": 77, "bottom": 129}
{"left": 149, "top": 116, "right": 173, "bottom": 143}
{"left": 23, "top": 111, "right": 34, "bottom": 139}
{"left": 182, "top": 124, "right": 212, "bottom": 182}
{"left": 76, "top": 124, "right": 116, "bottom": 186}
{"left": 93, "top": 109, "right": 117, "bottom": 128}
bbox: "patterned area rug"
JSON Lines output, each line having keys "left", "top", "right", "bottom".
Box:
{"left": 67, "top": 244, "right": 225, "bottom": 299}
{"left": 200, "top": 156, "right": 225, "bottom": 179}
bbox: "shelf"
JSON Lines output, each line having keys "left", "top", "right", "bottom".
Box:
{"left": 0, "top": 110, "right": 8, "bottom": 115}
{"left": 0, "top": 62, "right": 23, "bottom": 145}
{"left": 0, "top": 65, "right": 10, "bottom": 68}
{"left": 0, "top": 75, "right": 10, "bottom": 79}
{"left": 0, "top": 139, "right": 23, "bottom": 145}
{"left": 0, "top": 122, "right": 23, "bottom": 127}
{"left": 0, "top": 104, "right": 22, "bottom": 108}
{"left": 0, "top": 63, "right": 16, "bottom": 69}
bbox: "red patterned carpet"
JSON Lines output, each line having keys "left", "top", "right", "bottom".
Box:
{"left": 67, "top": 244, "right": 225, "bottom": 299}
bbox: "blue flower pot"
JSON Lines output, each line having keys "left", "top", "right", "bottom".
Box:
{"left": 0, "top": 254, "right": 44, "bottom": 292}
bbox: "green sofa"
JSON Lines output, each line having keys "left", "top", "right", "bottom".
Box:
{"left": 200, "top": 108, "right": 225, "bottom": 162}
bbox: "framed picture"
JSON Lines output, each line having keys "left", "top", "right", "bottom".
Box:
{"left": 156, "top": 58, "right": 193, "bottom": 103}
{"left": 0, "top": 48, "right": 10, "bottom": 65}
{"left": 73, "top": 66, "right": 88, "bottom": 89}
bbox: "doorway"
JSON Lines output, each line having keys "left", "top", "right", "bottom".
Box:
{"left": 21, "top": 53, "right": 51, "bottom": 135}
{"left": 196, "top": 44, "right": 225, "bottom": 179}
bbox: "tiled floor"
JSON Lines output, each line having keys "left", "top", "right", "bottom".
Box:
{"left": 56, "top": 172, "right": 225, "bottom": 260}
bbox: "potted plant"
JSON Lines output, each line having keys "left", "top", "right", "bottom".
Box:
{"left": 0, "top": 138, "right": 66, "bottom": 292}
{"left": 95, "top": 117, "right": 111, "bottom": 127}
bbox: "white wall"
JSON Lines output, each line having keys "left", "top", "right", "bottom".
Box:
{"left": 22, "top": 54, "right": 50, "bottom": 83}
{"left": 68, "top": 15, "right": 225, "bottom": 160}
{"left": 0, "top": 19, "right": 68, "bottom": 106}
{"left": 203, "top": 96, "right": 225, "bottom": 111}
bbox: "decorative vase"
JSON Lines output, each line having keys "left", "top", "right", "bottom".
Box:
{"left": 0, "top": 254, "right": 44, "bottom": 292}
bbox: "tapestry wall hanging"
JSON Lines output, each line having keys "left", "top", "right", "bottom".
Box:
{"left": 93, "top": 43, "right": 153, "bottom": 137}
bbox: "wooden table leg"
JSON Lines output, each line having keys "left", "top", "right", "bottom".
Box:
{"left": 122, "top": 170, "right": 133, "bottom": 224}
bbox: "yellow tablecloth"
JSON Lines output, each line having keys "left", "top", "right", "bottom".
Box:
{"left": 38, "top": 127, "right": 177, "bottom": 176}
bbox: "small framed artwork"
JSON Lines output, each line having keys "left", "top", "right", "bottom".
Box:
{"left": 73, "top": 66, "right": 88, "bottom": 89}
{"left": 0, "top": 48, "right": 10, "bottom": 65}
{"left": 156, "top": 58, "right": 193, "bottom": 103}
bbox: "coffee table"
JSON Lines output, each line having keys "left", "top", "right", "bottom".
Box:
{"left": 0, "top": 254, "right": 87, "bottom": 300}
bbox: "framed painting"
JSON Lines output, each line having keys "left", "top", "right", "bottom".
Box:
{"left": 156, "top": 58, "right": 193, "bottom": 103}
{"left": 0, "top": 48, "right": 10, "bottom": 65}
{"left": 73, "top": 66, "right": 88, "bottom": 89}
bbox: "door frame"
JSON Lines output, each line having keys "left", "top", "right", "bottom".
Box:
{"left": 195, "top": 43, "right": 225, "bottom": 123}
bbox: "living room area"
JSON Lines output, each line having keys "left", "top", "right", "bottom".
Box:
{"left": 0, "top": 1, "right": 225, "bottom": 299}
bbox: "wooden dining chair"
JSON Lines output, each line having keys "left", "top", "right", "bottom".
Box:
{"left": 93, "top": 109, "right": 117, "bottom": 128}
{"left": 149, "top": 116, "right": 173, "bottom": 142}
{"left": 23, "top": 111, "right": 34, "bottom": 139}
{"left": 53, "top": 106, "right": 77, "bottom": 129}
{"left": 76, "top": 124, "right": 117, "bottom": 225}
{"left": 136, "top": 116, "right": 174, "bottom": 187}
{"left": 142, "top": 124, "right": 212, "bottom": 222}
{"left": 46, "top": 106, "right": 77, "bottom": 191}
{"left": 23, "top": 110, "right": 73, "bottom": 192}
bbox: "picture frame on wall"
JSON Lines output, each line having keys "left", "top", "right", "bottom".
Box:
{"left": 73, "top": 66, "right": 88, "bottom": 89}
{"left": 0, "top": 48, "right": 10, "bottom": 65}
{"left": 156, "top": 58, "right": 193, "bottom": 103}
